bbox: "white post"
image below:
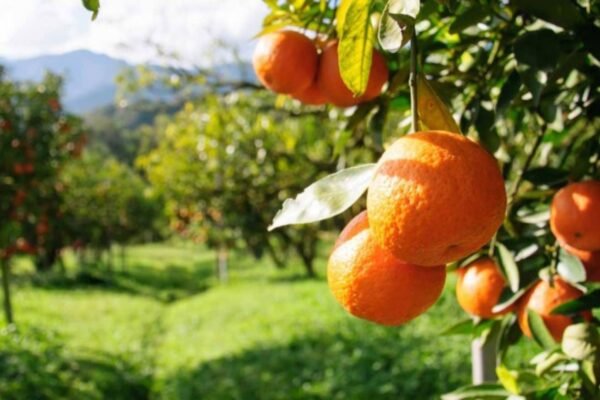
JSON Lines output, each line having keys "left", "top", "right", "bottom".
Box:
{"left": 471, "top": 328, "right": 499, "bottom": 384}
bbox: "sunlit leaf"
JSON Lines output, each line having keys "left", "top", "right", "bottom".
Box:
{"left": 496, "top": 365, "right": 520, "bottom": 394}
{"left": 417, "top": 74, "right": 461, "bottom": 133}
{"left": 557, "top": 248, "right": 587, "bottom": 284}
{"left": 561, "top": 323, "right": 600, "bottom": 361}
{"left": 496, "top": 243, "right": 520, "bottom": 292}
{"left": 338, "top": 0, "right": 375, "bottom": 96}
{"left": 268, "top": 164, "right": 377, "bottom": 230}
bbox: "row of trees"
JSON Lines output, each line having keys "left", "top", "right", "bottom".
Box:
{"left": 0, "top": 69, "right": 164, "bottom": 323}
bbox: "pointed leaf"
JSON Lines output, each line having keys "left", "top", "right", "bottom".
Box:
{"left": 417, "top": 74, "right": 461, "bottom": 133}
{"left": 496, "top": 365, "right": 520, "bottom": 394}
{"left": 441, "top": 318, "right": 475, "bottom": 336}
{"left": 557, "top": 248, "right": 587, "bottom": 284}
{"left": 338, "top": 0, "right": 375, "bottom": 96}
{"left": 512, "top": 0, "right": 584, "bottom": 29}
{"left": 496, "top": 70, "right": 521, "bottom": 115}
{"left": 449, "top": 4, "right": 488, "bottom": 34}
{"left": 377, "top": 4, "right": 414, "bottom": 52}
{"left": 552, "top": 289, "right": 600, "bottom": 315}
{"left": 268, "top": 164, "right": 377, "bottom": 230}
{"left": 527, "top": 310, "right": 557, "bottom": 349}
{"left": 496, "top": 243, "right": 520, "bottom": 292}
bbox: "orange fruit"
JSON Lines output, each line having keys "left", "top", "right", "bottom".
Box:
{"left": 562, "top": 242, "right": 600, "bottom": 283}
{"left": 253, "top": 30, "right": 318, "bottom": 95}
{"left": 366, "top": 131, "right": 507, "bottom": 266}
{"left": 316, "top": 41, "right": 388, "bottom": 107}
{"left": 328, "top": 211, "right": 446, "bottom": 326}
{"left": 550, "top": 180, "right": 600, "bottom": 251}
{"left": 456, "top": 257, "right": 509, "bottom": 319}
{"left": 517, "top": 277, "right": 591, "bottom": 342}
{"left": 291, "top": 81, "right": 328, "bottom": 105}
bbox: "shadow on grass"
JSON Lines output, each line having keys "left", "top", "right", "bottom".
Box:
{"left": 0, "top": 327, "right": 151, "bottom": 400}
{"left": 157, "top": 331, "right": 470, "bottom": 400}
{"left": 28, "top": 260, "right": 214, "bottom": 303}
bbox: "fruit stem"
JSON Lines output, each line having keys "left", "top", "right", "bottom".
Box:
{"left": 409, "top": 25, "right": 419, "bottom": 133}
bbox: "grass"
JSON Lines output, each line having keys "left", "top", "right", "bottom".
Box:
{"left": 0, "top": 242, "right": 538, "bottom": 399}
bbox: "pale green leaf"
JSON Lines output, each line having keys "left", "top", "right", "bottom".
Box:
{"left": 268, "top": 164, "right": 377, "bottom": 230}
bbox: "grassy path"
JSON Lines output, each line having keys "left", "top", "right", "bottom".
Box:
{"left": 1, "top": 243, "right": 537, "bottom": 399}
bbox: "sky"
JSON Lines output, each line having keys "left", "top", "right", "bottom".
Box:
{"left": 0, "top": 0, "right": 269, "bottom": 65}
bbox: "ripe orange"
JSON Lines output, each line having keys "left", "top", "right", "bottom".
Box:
{"left": 366, "top": 131, "right": 507, "bottom": 266}
{"left": 517, "top": 277, "right": 590, "bottom": 342}
{"left": 456, "top": 257, "right": 509, "bottom": 319}
{"left": 328, "top": 211, "right": 446, "bottom": 326}
{"left": 316, "top": 41, "right": 388, "bottom": 107}
{"left": 291, "top": 81, "right": 328, "bottom": 105}
{"left": 253, "top": 30, "right": 318, "bottom": 95}
{"left": 551, "top": 180, "right": 600, "bottom": 251}
{"left": 562, "top": 242, "right": 600, "bottom": 283}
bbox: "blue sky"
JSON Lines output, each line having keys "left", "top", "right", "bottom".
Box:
{"left": 0, "top": 0, "right": 268, "bottom": 65}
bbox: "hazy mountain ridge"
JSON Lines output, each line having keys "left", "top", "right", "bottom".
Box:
{"left": 1, "top": 50, "right": 256, "bottom": 114}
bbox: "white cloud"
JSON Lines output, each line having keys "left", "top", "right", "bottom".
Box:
{"left": 0, "top": 0, "right": 268, "bottom": 65}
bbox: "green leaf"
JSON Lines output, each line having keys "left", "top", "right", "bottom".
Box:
{"left": 442, "top": 318, "right": 475, "bottom": 336}
{"left": 82, "top": 0, "right": 100, "bottom": 20}
{"left": 441, "top": 383, "right": 510, "bottom": 400}
{"left": 557, "top": 248, "right": 587, "bottom": 284}
{"left": 514, "top": 29, "right": 561, "bottom": 71}
{"left": 562, "top": 323, "right": 600, "bottom": 361}
{"left": 377, "top": 3, "right": 414, "bottom": 53}
{"left": 475, "top": 107, "right": 499, "bottom": 153}
{"left": 449, "top": 4, "right": 488, "bottom": 34}
{"left": 551, "top": 289, "right": 600, "bottom": 315}
{"left": 511, "top": 0, "right": 584, "bottom": 29}
{"left": 534, "top": 351, "right": 568, "bottom": 376}
{"left": 268, "top": 164, "right": 377, "bottom": 230}
{"left": 387, "top": 0, "right": 420, "bottom": 17}
{"left": 339, "top": 0, "right": 375, "bottom": 96}
{"left": 519, "top": 68, "right": 546, "bottom": 107}
{"left": 517, "top": 209, "right": 550, "bottom": 225}
{"left": 527, "top": 310, "right": 557, "bottom": 349}
{"left": 496, "top": 243, "right": 520, "bottom": 292}
{"left": 496, "top": 71, "right": 521, "bottom": 115}
{"left": 523, "top": 167, "right": 569, "bottom": 186}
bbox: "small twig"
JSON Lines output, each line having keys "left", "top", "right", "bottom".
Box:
{"left": 409, "top": 25, "right": 419, "bottom": 133}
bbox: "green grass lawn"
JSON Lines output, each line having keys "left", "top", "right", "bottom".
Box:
{"left": 0, "top": 242, "right": 537, "bottom": 399}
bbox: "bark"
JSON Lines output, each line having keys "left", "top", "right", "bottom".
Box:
{"left": 1, "top": 259, "right": 14, "bottom": 324}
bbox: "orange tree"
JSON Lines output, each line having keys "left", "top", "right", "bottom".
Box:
{"left": 257, "top": 0, "right": 600, "bottom": 398}
{"left": 0, "top": 68, "right": 86, "bottom": 323}
{"left": 80, "top": 0, "right": 600, "bottom": 396}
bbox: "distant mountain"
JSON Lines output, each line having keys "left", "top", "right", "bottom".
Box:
{"left": 2, "top": 50, "right": 128, "bottom": 113}
{"left": 1, "top": 50, "right": 257, "bottom": 114}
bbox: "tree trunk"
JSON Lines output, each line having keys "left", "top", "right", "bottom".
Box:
{"left": 297, "top": 245, "right": 316, "bottom": 278}
{"left": 266, "top": 239, "right": 286, "bottom": 269}
{"left": 120, "top": 245, "right": 126, "bottom": 271}
{"left": 471, "top": 328, "right": 500, "bottom": 384}
{"left": 1, "top": 259, "right": 14, "bottom": 325}
{"left": 216, "top": 245, "right": 229, "bottom": 283}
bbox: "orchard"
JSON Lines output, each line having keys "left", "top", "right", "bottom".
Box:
{"left": 0, "top": 0, "right": 598, "bottom": 398}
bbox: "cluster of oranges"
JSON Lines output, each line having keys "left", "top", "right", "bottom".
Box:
{"left": 326, "top": 127, "right": 598, "bottom": 343}
{"left": 328, "top": 130, "right": 506, "bottom": 326}
{"left": 252, "top": 30, "right": 388, "bottom": 107}
{"left": 457, "top": 180, "right": 599, "bottom": 341}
